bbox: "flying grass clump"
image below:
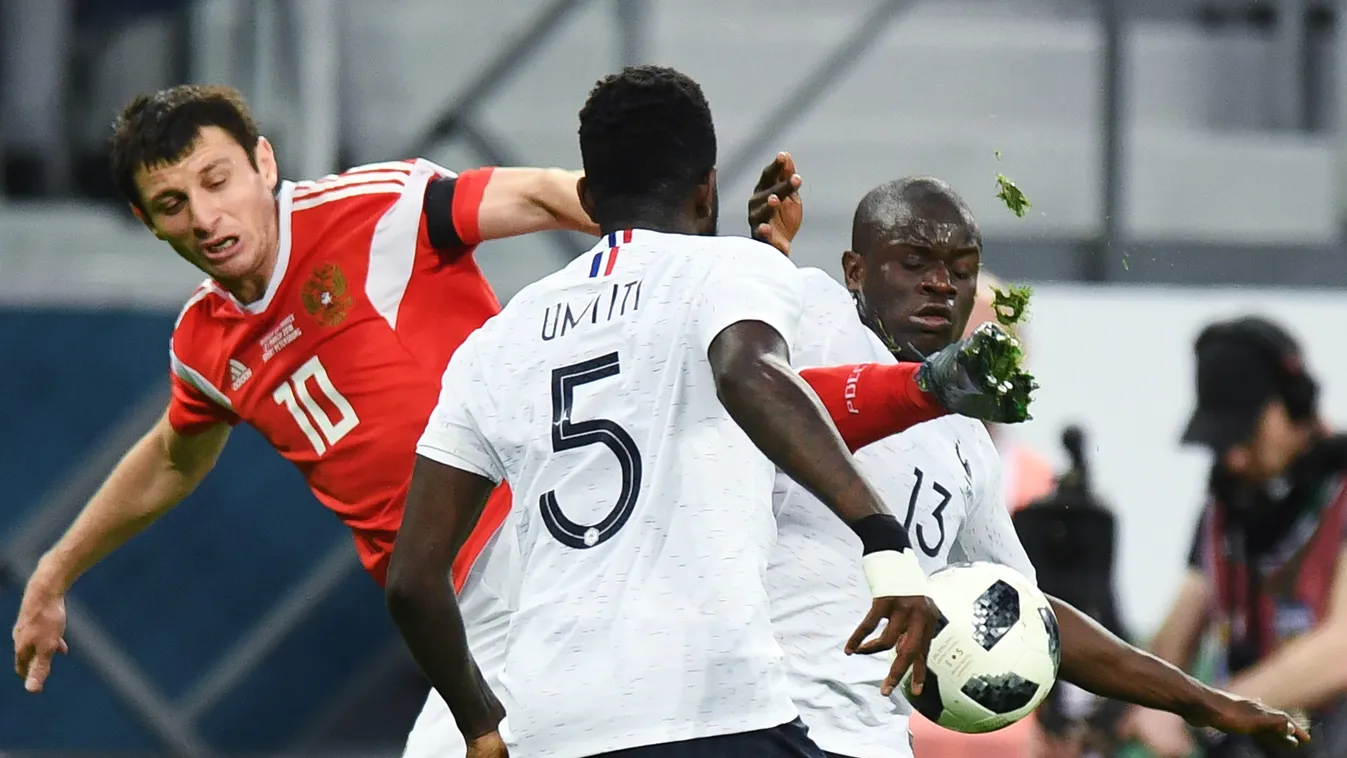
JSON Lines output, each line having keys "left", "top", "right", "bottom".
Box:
{"left": 983, "top": 151, "right": 1038, "bottom": 420}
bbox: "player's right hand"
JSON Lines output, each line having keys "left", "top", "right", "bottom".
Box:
{"left": 466, "top": 730, "right": 509, "bottom": 758}
{"left": 915, "top": 322, "right": 1038, "bottom": 423}
{"left": 12, "top": 582, "right": 69, "bottom": 693}
{"left": 747, "top": 151, "right": 803, "bottom": 256}
{"left": 845, "top": 594, "right": 941, "bottom": 698}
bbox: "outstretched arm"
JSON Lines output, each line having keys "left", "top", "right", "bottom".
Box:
{"left": 475, "top": 167, "right": 598, "bottom": 239}
{"left": 1055, "top": 597, "right": 1211, "bottom": 716}
{"left": 424, "top": 167, "right": 598, "bottom": 252}
{"left": 14, "top": 408, "right": 230, "bottom": 692}
{"left": 1052, "top": 596, "right": 1308, "bottom": 748}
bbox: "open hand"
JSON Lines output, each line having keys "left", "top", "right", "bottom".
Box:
{"left": 915, "top": 322, "right": 1038, "bottom": 423}
{"left": 747, "top": 151, "right": 803, "bottom": 256}
{"left": 846, "top": 594, "right": 940, "bottom": 697}
{"left": 13, "top": 582, "right": 69, "bottom": 693}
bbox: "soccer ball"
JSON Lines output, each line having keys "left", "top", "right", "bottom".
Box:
{"left": 900, "top": 561, "right": 1061, "bottom": 734}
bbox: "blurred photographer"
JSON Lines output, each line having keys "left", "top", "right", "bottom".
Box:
{"left": 1123, "top": 316, "right": 1347, "bottom": 757}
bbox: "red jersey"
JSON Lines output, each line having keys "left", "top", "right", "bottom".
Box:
{"left": 167, "top": 158, "right": 510, "bottom": 587}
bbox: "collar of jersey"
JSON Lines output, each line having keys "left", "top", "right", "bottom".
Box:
{"left": 224, "top": 180, "right": 296, "bottom": 315}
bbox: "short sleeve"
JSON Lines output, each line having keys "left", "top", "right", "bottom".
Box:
{"left": 691, "top": 238, "right": 805, "bottom": 354}
{"left": 958, "top": 430, "right": 1039, "bottom": 583}
{"left": 791, "top": 268, "right": 871, "bottom": 369}
{"left": 448, "top": 167, "right": 493, "bottom": 248}
{"left": 421, "top": 165, "right": 494, "bottom": 252}
{"left": 167, "top": 352, "right": 239, "bottom": 435}
{"left": 415, "top": 337, "right": 506, "bottom": 483}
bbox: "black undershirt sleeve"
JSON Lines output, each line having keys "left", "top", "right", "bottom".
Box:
{"left": 423, "top": 176, "right": 463, "bottom": 252}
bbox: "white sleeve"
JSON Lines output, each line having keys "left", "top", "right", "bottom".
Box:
{"left": 790, "top": 268, "right": 871, "bottom": 369}
{"left": 956, "top": 428, "right": 1039, "bottom": 584}
{"left": 691, "top": 237, "right": 805, "bottom": 355}
{"left": 416, "top": 337, "right": 507, "bottom": 483}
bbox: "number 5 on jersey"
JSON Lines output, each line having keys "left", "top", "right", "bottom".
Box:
{"left": 542, "top": 353, "right": 643, "bottom": 549}
{"left": 273, "top": 356, "right": 360, "bottom": 455}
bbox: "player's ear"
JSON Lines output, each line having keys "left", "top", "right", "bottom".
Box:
{"left": 129, "top": 204, "right": 162, "bottom": 237}
{"left": 841, "top": 249, "right": 865, "bottom": 293}
{"left": 694, "top": 168, "right": 717, "bottom": 220}
{"left": 255, "top": 136, "right": 279, "bottom": 191}
{"left": 577, "top": 175, "right": 598, "bottom": 225}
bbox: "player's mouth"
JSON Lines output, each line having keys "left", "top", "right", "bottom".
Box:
{"left": 202, "top": 235, "right": 243, "bottom": 263}
{"left": 909, "top": 303, "right": 954, "bottom": 330}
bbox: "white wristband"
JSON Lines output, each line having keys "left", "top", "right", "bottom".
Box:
{"left": 862, "top": 549, "right": 927, "bottom": 598}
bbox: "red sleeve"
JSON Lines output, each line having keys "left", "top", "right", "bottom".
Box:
{"left": 450, "top": 167, "right": 495, "bottom": 247}
{"left": 167, "top": 371, "right": 240, "bottom": 435}
{"left": 799, "top": 362, "right": 948, "bottom": 452}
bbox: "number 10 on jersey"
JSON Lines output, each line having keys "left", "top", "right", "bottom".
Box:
{"left": 273, "top": 356, "right": 360, "bottom": 455}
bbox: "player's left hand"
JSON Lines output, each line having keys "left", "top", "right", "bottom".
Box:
{"left": 845, "top": 594, "right": 941, "bottom": 698}
{"left": 747, "top": 151, "right": 803, "bottom": 256}
{"left": 1188, "top": 692, "right": 1311, "bottom": 752}
{"left": 12, "top": 581, "right": 69, "bottom": 693}
{"left": 916, "top": 322, "right": 1038, "bottom": 423}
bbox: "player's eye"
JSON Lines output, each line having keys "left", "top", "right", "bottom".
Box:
{"left": 157, "top": 199, "right": 184, "bottom": 215}
{"left": 203, "top": 174, "right": 227, "bottom": 190}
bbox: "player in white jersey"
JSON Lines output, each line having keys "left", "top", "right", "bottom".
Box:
{"left": 381, "top": 66, "right": 969, "bottom": 758}
{"left": 749, "top": 166, "right": 1312, "bottom": 757}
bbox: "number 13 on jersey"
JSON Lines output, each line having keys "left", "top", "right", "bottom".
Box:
{"left": 273, "top": 356, "right": 360, "bottom": 455}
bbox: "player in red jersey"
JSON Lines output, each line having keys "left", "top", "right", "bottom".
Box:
{"left": 10, "top": 84, "right": 598, "bottom": 693}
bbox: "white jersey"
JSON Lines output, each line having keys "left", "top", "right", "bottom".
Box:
{"left": 767, "top": 269, "right": 1038, "bottom": 758}
{"left": 417, "top": 229, "right": 807, "bottom": 758}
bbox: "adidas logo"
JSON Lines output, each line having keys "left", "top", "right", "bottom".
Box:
{"left": 229, "top": 359, "right": 253, "bottom": 391}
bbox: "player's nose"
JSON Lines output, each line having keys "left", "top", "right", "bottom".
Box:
{"left": 190, "top": 204, "right": 224, "bottom": 239}
{"left": 921, "top": 266, "right": 957, "bottom": 294}
{"left": 188, "top": 189, "right": 228, "bottom": 236}
{"left": 192, "top": 217, "right": 221, "bottom": 240}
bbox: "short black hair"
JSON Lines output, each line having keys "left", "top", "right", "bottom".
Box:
{"left": 110, "top": 84, "right": 261, "bottom": 214}
{"left": 851, "top": 176, "right": 981, "bottom": 252}
{"left": 578, "top": 65, "right": 716, "bottom": 221}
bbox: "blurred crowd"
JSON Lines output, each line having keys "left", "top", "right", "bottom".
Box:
{"left": 1, "top": 0, "right": 189, "bottom": 198}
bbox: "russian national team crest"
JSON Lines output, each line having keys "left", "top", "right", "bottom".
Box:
{"left": 301, "top": 263, "right": 354, "bottom": 327}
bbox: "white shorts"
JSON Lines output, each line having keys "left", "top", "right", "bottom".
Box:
{"left": 401, "top": 526, "right": 515, "bottom": 758}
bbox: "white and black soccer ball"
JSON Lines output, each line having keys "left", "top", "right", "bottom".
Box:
{"left": 900, "top": 561, "right": 1061, "bottom": 734}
